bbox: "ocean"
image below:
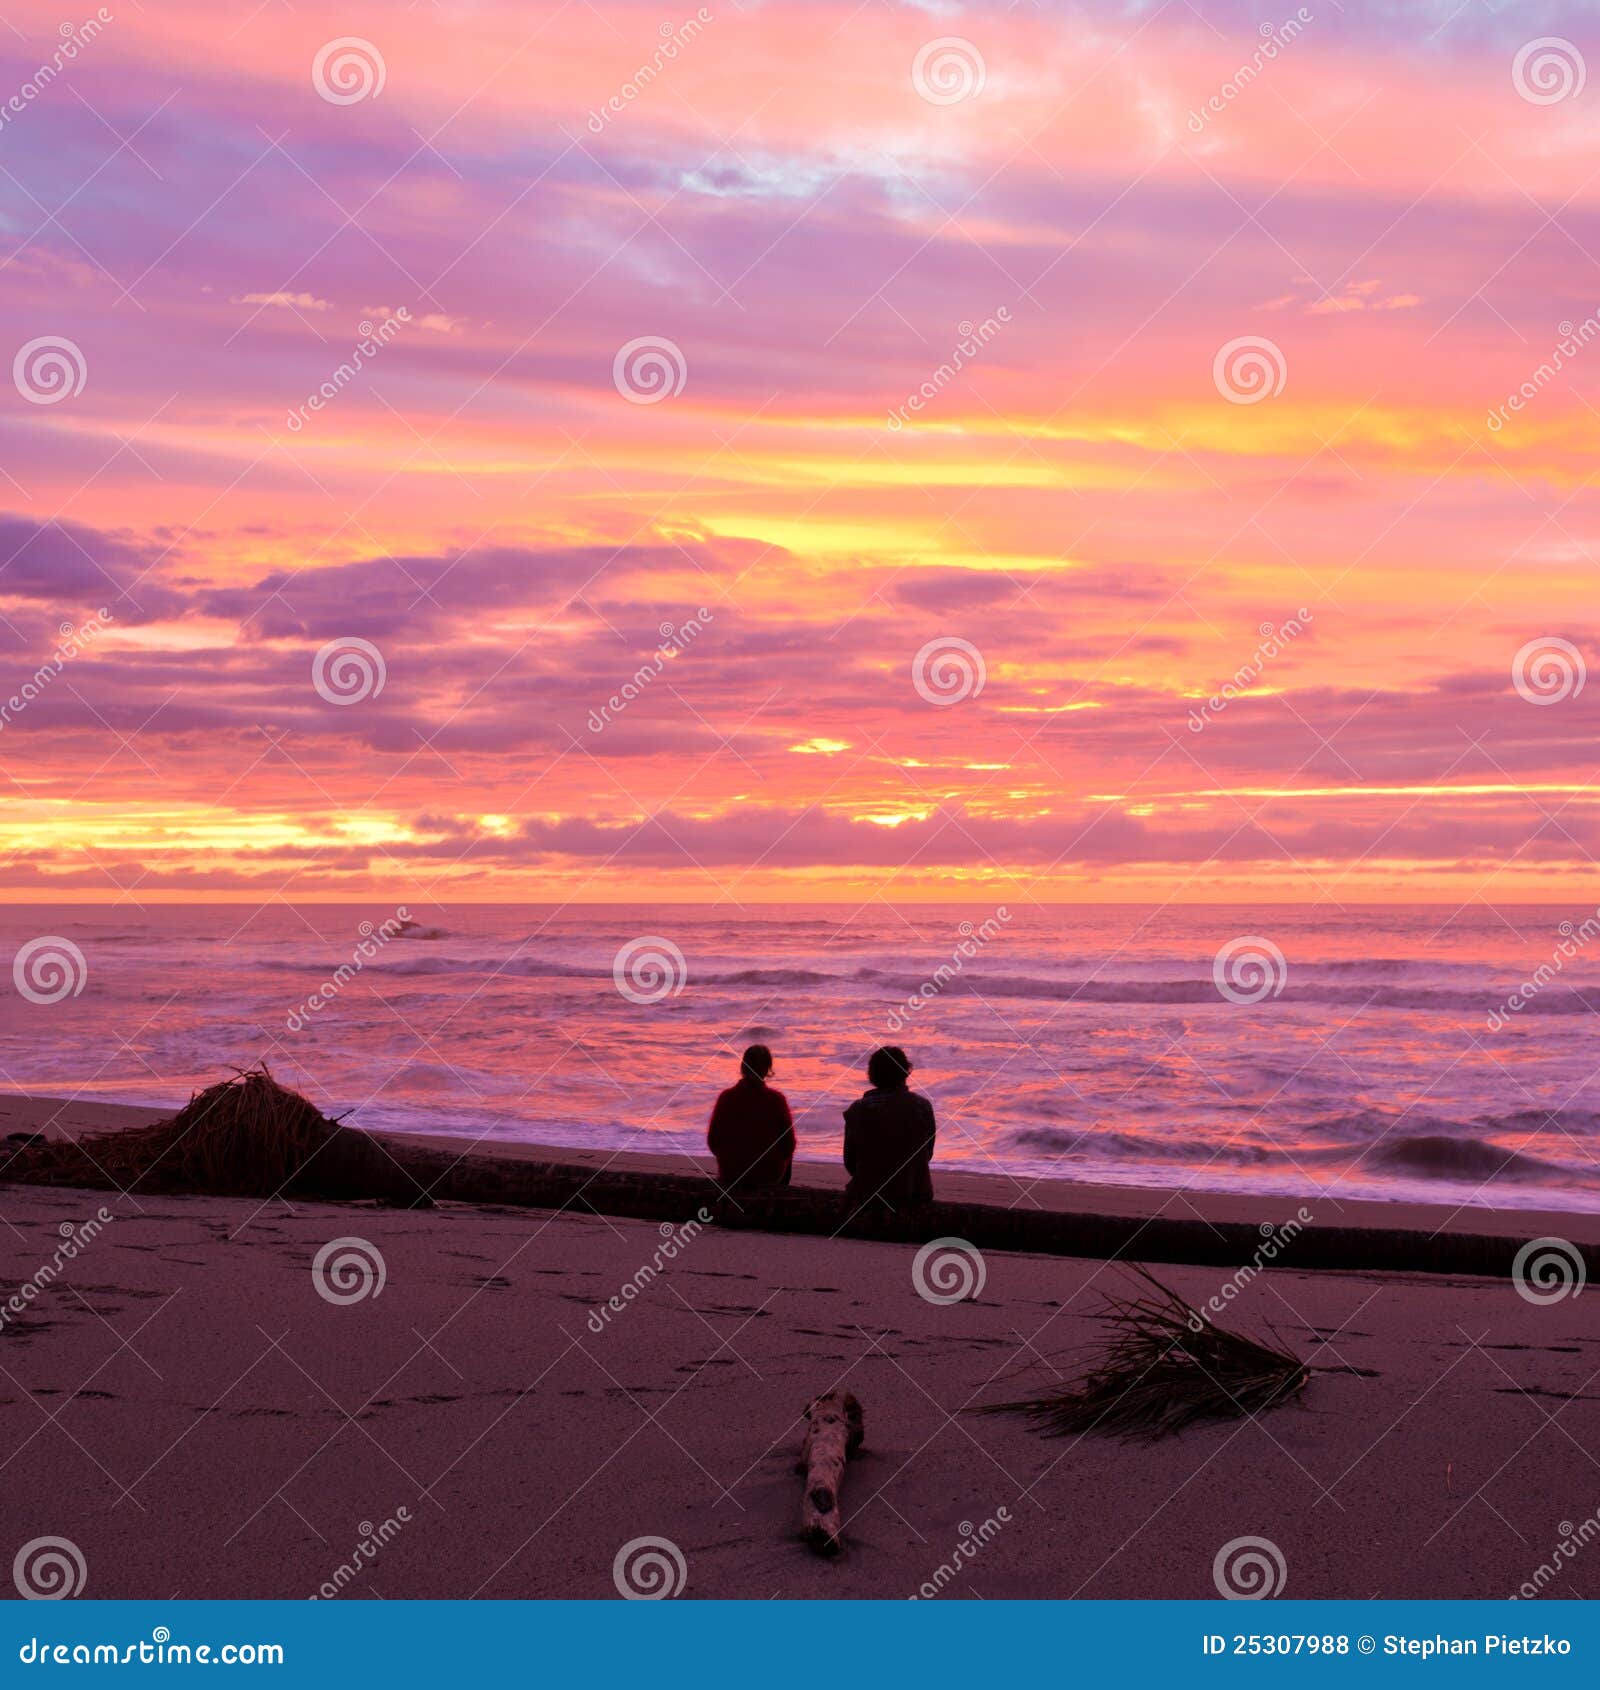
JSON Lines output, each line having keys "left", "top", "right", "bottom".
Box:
{"left": 3, "top": 902, "right": 1598, "bottom": 1213}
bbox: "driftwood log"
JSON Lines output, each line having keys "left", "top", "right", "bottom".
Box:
{"left": 12, "top": 1109, "right": 1593, "bottom": 1283}
{"left": 797, "top": 1390, "right": 863, "bottom": 1555}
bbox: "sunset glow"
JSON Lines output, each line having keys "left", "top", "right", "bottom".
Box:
{"left": 3, "top": 1, "right": 1599, "bottom": 901}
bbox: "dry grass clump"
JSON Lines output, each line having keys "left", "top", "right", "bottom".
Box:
{"left": 5, "top": 1065, "right": 347, "bottom": 1198}
{"left": 982, "top": 1266, "right": 1308, "bottom": 1440}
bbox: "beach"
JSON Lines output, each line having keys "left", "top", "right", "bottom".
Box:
{"left": 8, "top": 0, "right": 1600, "bottom": 1639}
{"left": 3, "top": 1095, "right": 1596, "bottom": 1601}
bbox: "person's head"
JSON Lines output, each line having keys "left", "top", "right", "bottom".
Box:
{"left": 867, "top": 1045, "right": 912, "bottom": 1089}
{"left": 740, "top": 1043, "right": 773, "bottom": 1083}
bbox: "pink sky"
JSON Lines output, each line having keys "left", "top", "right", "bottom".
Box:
{"left": 3, "top": 0, "right": 1600, "bottom": 901}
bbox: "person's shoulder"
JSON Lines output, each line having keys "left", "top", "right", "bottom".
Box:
{"left": 910, "top": 1089, "right": 936, "bottom": 1113}
{"left": 767, "top": 1087, "right": 790, "bottom": 1107}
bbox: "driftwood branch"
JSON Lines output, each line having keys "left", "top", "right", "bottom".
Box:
{"left": 797, "top": 1390, "right": 863, "bottom": 1555}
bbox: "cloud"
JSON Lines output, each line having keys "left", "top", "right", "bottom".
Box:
{"left": 0, "top": 517, "right": 185, "bottom": 624}
{"left": 3, "top": 3, "right": 1600, "bottom": 893}
{"left": 233, "top": 291, "right": 331, "bottom": 311}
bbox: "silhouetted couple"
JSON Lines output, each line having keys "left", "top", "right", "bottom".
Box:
{"left": 706, "top": 1043, "right": 937, "bottom": 1212}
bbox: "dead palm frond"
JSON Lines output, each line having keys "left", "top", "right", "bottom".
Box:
{"left": 980, "top": 1266, "right": 1308, "bottom": 1440}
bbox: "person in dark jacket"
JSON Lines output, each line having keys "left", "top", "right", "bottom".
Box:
{"left": 842, "top": 1045, "right": 936, "bottom": 1213}
{"left": 707, "top": 1044, "right": 795, "bottom": 1191}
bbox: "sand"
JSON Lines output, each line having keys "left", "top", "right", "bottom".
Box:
{"left": 2, "top": 1094, "right": 1598, "bottom": 1600}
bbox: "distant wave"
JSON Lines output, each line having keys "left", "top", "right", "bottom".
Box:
{"left": 1008, "top": 1112, "right": 1598, "bottom": 1189}
{"left": 241, "top": 952, "right": 1600, "bottom": 1017}
{"left": 255, "top": 955, "right": 844, "bottom": 987}
{"left": 1009, "top": 1126, "right": 1280, "bottom": 1164}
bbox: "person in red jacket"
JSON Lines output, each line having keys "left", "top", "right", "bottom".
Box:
{"left": 707, "top": 1045, "right": 795, "bottom": 1191}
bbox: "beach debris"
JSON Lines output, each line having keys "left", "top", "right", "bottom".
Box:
{"left": 981, "top": 1266, "right": 1307, "bottom": 1440}
{"left": 1, "top": 1065, "right": 429, "bottom": 1205}
{"left": 797, "top": 1389, "right": 864, "bottom": 1555}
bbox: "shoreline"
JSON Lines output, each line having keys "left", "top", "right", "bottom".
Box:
{"left": 5, "top": 1092, "right": 1597, "bottom": 1262}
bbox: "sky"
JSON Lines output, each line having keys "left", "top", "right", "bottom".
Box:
{"left": 3, "top": 0, "right": 1600, "bottom": 904}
